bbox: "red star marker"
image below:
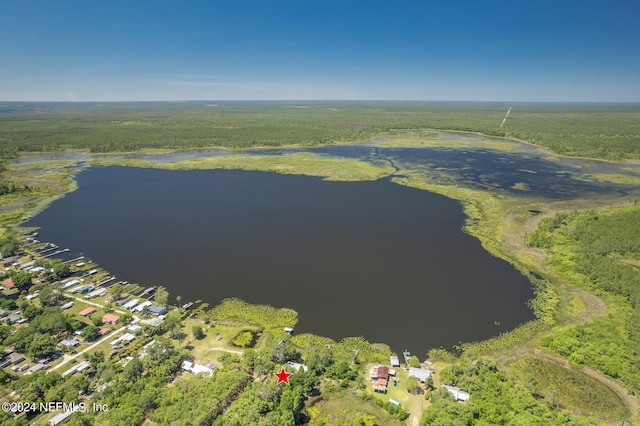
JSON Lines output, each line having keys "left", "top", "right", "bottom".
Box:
{"left": 274, "top": 367, "right": 292, "bottom": 385}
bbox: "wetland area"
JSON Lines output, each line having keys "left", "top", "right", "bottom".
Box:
{"left": 21, "top": 132, "right": 640, "bottom": 356}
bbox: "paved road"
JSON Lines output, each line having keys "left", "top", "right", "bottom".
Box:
{"left": 49, "top": 296, "right": 139, "bottom": 373}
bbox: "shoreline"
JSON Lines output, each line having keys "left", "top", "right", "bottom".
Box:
{"left": 4, "top": 132, "right": 638, "bottom": 421}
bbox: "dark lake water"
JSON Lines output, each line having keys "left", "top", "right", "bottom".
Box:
{"left": 28, "top": 166, "right": 535, "bottom": 356}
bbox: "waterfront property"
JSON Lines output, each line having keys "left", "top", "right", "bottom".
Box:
{"left": 370, "top": 365, "right": 390, "bottom": 393}
{"left": 390, "top": 355, "right": 400, "bottom": 367}
{"left": 408, "top": 367, "right": 432, "bottom": 383}
{"left": 148, "top": 305, "right": 167, "bottom": 316}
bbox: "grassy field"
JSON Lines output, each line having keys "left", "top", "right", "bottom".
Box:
{"left": 376, "top": 135, "right": 529, "bottom": 153}
{"left": 91, "top": 152, "right": 395, "bottom": 182}
{"left": 508, "top": 356, "right": 626, "bottom": 422}
{"left": 306, "top": 389, "right": 406, "bottom": 425}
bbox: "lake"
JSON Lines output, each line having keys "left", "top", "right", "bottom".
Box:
{"left": 27, "top": 166, "right": 535, "bottom": 356}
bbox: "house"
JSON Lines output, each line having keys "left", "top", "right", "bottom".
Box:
{"left": 85, "top": 288, "right": 107, "bottom": 299}
{"left": 73, "top": 284, "right": 94, "bottom": 295}
{"left": 6, "top": 352, "right": 25, "bottom": 365}
{"left": 60, "top": 302, "right": 74, "bottom": 310}
{"left": 78, "top": 307, "right": 97, "bottom": 317}
{"left": 102, "top": 314, "right": 120, "bottom": 324}
{"left": 370, "top": 365, "right": 389, "bottom": 393}
{"left": 128, "top": 324, "right": 142, "bottom": 333}
{"left": 408, "top": 367, "right": 432, "bottom": 383}
{"left": 286, "top": 361, "right": 309, "bottom": 372}
{"left": 49, "top": 409, "right": 77, "bottom": 426}
{"left": 140, "top": 287, "right": 155, "bottom": 296}
{"left": 442, "top": 384, "right": 471, "bottom": 401}
{"left": 147, "top": 305, "right": 167, "bottom": 316}
{"left": 2, "top": 279, "right": 14, "bottom": 289}
{"left": 181, "top": 360, "right": 214, "bottom": 376}
{"left": 26, "top": 363, "right": 47, "bottom": 374}
{"left": 59, "top": 279, "right": 80, "bottom": 290}
{"left": 6, "top": 314, "right": 22, "bottom": 324}
{"left": 58, "top": 337, "right": 80, "bottom": 348}
{"left": 98, "top": 327, "right": 111, "bottom": 336}
{"left": 141, "top": 316, "right": 164, "bottom": 327}
{"left": 390, "top": 355, "right": 400, "bottom": 367}
{"left": 132, "top": 300, "right": 152, "bottom": 313}
{"left": 111, "top": 332, "right": 136, "bottom": 348}
{"left": 122, "top": 299, "right": 139, "bottom": 310}
{"left": 1, "top": 256, "right": 19, "bottom": 267}
{"left": 61, "top": 360, "right": 90, "bottom": 378}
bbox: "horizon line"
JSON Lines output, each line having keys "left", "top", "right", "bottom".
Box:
{"left": 2, "top": 99, "right": 640, "bottom": 104}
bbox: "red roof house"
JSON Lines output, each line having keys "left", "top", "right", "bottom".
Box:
{"left": 370, "top": 365, "right": 390, "bottom": 393}
{"left": 78, "top": 307, "right": 97, "bottom": 317}
{"left": 102, "top": 314, "right": 120, "bottom": 324}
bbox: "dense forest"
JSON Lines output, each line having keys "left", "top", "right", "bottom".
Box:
{"left": 1, "top": 102, "right": 639, "bottom": 160}
{"left": 528, "top": 204, "right": 640, "bottom": 392}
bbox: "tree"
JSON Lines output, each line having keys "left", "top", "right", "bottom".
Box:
{"left": 408, "top": 355, "right": 421, "bottom": 368}
{"left": 232, "top": 331, "right": 253, "bottom": 347}
{"left": 161, "top": 310, "right": 182, "bottom": 339}
{"left": 83, "top": 351, "right": 105, "bottom": 369}
{"left": 44, "top": 260, "right": 71, "bottom": 282}
{"left": 81, "top": 325, "right": 100, "bottom": 341}
{"left": 146, "top": 337, "right": 175, "bottom": 365}
{"left": 176, "top": 295, "right": 182, "bottom": 308}
{"left": 27, "top": 333, "right": 56, "bottom": 359}
{"left": 39, "top": 286, "right": 63, "bottom": 306}
{"left": 194, "top": 303, "right": 210, "bottom": 322}
{"left": 9, "top": 270, "right": 33, "bottom": 290}
{"left": 406, "top": 376, "right": 421, "bottom": 394}
{"left": 0, "top": 236, "right": 19, "bottom": 258}
{"left": 66, "top": 316, "right": 83, "bottom": 331}
{"left": 424, "top": 374, "right": 435, "bottom": 391}
{"left": 192, "top": 325, "right": 205, "bottom": 340}
{"left": 108, "top": 283, "right": 123, "bottom": 299}
{"left": 154, "top": 286, "right": 169, "bottom": 306}
{"left": 91, "top": 315, "right": 103, "bottom": 327}
{"left": 31, "top": 307, "right": 68, "bottom": 334}
{"left": 0, "top": 325, "right": 10, "bottom": 344}
{"left": 123, "top": 357, "right": 144, "bottom": 382}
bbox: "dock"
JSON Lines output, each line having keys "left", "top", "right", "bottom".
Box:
{"left": 403, "top": 350, "right": 411, "bottom": 366}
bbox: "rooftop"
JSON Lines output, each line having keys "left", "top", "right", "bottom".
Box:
{"left": 78, "top": 307, "right": 97, "bottom": 316}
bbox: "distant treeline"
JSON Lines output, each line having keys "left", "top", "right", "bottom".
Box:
{"left": 0, "top": 101, "right": 639, "bottom": 160}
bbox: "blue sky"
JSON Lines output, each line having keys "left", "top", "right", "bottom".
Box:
{"left": 1, "top": 0, "right": 638, "bottom": 101}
